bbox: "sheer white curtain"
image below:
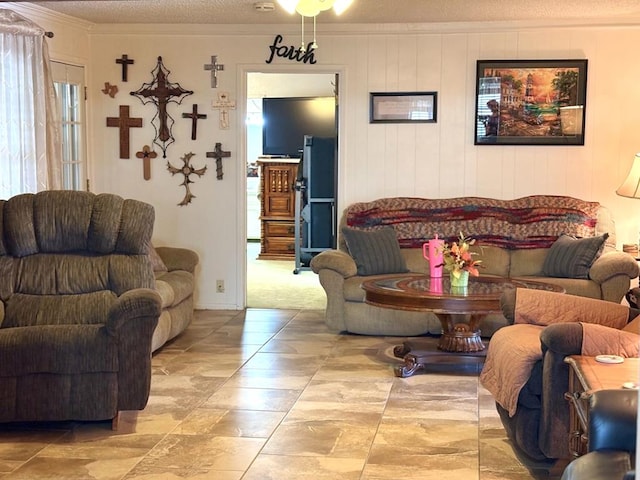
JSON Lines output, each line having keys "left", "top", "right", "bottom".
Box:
{"left": 0, "top": 9, "right": 61, "bottom": 198}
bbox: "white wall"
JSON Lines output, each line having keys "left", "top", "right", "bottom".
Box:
{"left": 8, "top": 5, "right": 640, "bottom": 310}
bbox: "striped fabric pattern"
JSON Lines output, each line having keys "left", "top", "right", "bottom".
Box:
{"left": 346, "top": 195, "right": 601, "bottom": 249}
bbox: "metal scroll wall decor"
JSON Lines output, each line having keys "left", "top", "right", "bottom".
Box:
{"left": 130, "top": 56, "right": 193, "bottom": 158}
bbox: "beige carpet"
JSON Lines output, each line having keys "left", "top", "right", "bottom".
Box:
{"left": 246, "top": 242, "right": 327, "bottom": 309}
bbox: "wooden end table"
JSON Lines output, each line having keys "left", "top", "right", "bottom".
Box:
{"left": 362, "top": 275, "right": 564, "bottom": 377}
{"left": 564, "top": 355, "right": 640, "bottom": 457}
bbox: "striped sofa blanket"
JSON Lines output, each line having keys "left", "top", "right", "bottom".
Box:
{"left": 345, "top": 195, "right": 601, "bottom": 249}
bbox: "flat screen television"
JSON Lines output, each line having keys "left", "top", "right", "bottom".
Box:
{"left": 262, "top": 96, "right": 336, "bottom": 158}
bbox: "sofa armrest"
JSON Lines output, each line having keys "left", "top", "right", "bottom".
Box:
{"left": 589, "top": 251, "right": 639, "bottom": 284}
{"left": 540, "top": 323, "right": 584, "bottom": 355}
{"left": 155, "top": 246, "right": 199, "bottom": 273}
{"left": 0, "top": 301, "right": 4, "bottom": 328}
{"left": 310, "top": 249, "right": 357, "bottom": 278}
{"left": 105, "top": 288, "right": 162, "bottom": 336}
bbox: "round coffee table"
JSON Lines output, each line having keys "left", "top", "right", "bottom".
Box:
{"left": 362, "top": 275, "right": 564, "bottom": 377}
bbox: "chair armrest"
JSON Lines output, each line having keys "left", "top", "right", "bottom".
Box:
{"left": 589, "top": 251, "right": 639, "bottom": 284}
{"left": 105, "top": 288, "right": 162, "bottom": 336}
{"left": 589, "top": 389, "right": 637, "bottom": 452}
{"left": 540, "top": 323, "right": 584, "bottom": 355}
{"left": 310, "top": 249, "right": 357, "bottom": 278}
{"left": 0, "top": 301, "right": 4, "bottom": 327}
{"left": 155, "top": 246, "right": 199, "bottom": 273}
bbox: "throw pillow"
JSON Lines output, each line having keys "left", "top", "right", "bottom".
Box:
{"left": 342, "top": 226, "right": 408, "bottom": 276}
{"left": 542, "top": 233, "right": 609, "bottom": 279}
{"left": 149, "top": 244, "right": 168, "bottom": 272}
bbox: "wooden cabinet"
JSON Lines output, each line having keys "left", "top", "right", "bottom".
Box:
{"left": 257, "top": 159, "right": 299, "bottom": 259}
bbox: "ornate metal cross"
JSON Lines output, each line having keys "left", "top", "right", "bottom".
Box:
{"left": 167, "top": 152, "right": 207, "bottom": 206}
{"left": 115, "top": 54, "right": 134, "bottom": 82}
{"left": 135, "top": 145, "right": 158, "bottom": 180}
{"left": 203, "top": 55, "right": 224, "bottom": 88}
{"left": 131, "top": 56, "right": 193, "bottom": 158}
{"left": 181, "top": 104, "right": 207, "bottom": 140}
{"left": 106, "top": 105, "right": 142, "bottom": 159}
{"left": 206, "top": 142, "right": 231, "bottom": 180}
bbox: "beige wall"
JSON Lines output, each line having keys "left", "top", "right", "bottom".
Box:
{"left": 9, "top": 4, "right": 640, "bottom": 309}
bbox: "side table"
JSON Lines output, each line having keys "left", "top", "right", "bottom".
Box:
{"left": 564, "top": 355, "right": 639, "bottom": 457}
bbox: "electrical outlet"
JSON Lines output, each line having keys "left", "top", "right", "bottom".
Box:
{"left": 216, "top": 280, "right": 225, "bottom": 293}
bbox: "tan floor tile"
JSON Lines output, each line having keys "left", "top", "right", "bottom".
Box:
{"left": 123, "top": 469, "right": 243, "bottom": 479}
{"left": 241, "top": 352, "right": 329, "bottom": 372}
{"left": 262, "top": 419, "right": 377, "bottom": 457}
{"left": 243, "top": 454, "right": 364, "bottom": 479}
{"left": 224, "top": 368, "right": 313, "bottom": 390}
{"left": 7, "top": 454, "right": 143, "bottom": 480}
{"left": 201, "top": 386, "right": 301, "bottom": 411}
{"left": 137, "top": 435, "right": 265, "bottom": 471}
{"left": 175, "top": 408, "right": 286, "bottom": 437}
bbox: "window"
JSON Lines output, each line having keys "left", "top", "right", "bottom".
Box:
{"left": 52, "top": 62, "right": 87, "bottom": 190}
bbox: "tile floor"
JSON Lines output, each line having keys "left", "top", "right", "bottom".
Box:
{"left": 0, "top": 309, "right": 552, "bottom": 479}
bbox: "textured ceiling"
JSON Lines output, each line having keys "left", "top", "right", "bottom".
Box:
{"left": 19, "top": 0, "right": 640, "bottom": 25}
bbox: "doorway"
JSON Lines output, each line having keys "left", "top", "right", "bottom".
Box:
{"left": 245, "top": 71, "right": 338, "bottom": 309}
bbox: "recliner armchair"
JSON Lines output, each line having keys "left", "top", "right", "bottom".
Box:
{"left": 0, "top": 191, "right": 162, "bottom": 426}
{"left": 561, "top": 389, "right": 636, "bottom": 480}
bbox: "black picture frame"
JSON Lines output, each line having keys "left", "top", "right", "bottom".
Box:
{"left": 474, "top": 59, "right": 588, "bottom": 146}
{"left": 370, "top": 91, "right": 437, "bottom": 123}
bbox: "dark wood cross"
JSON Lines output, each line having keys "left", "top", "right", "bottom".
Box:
{"left": 203, "top": 55, "right": 224, "bottom": 88}
{"left": 106, "top": 105, "right": 143, "bottom": 159}
{"left": 167, "top": 152, "right": 207, "bottom": 206}
{"left": 206, "top": 142, "right": 231, "bottom": 180}
{"left": 182, "top": 104, "right": 207, "bottom": 140}
{"left": 115, "top": 54, "right": 134, "bottom": 82}
{"left": 131, "top": 56, "right": 193, "bottom": 158}
{"left": 135, "top": 145, "right": 158, "bottom": 180}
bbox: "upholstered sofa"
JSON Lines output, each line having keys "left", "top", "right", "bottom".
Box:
{"left": 149, "top": 245, "right": 198, "bottom": 352}
{"left": 0, "top": 191, "right": 161, "bottom": 425}
{"left": 482, "top": 288, "right": 640, "bottom": 474}
{"left": 310, "top": 196, "right": 639, "bottom": 337}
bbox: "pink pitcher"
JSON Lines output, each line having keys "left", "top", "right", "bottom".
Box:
{"left": 422, "top": 235, "right": 444, "bottom": 278}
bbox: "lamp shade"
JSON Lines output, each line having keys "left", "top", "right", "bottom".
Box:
{"left": 616, "top": 153, "right": 640, "bottom": 199}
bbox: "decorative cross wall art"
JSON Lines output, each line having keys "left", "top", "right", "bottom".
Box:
{"left": 212, "top": 92, "right": 236, "bottom": 130}
{"left": 130, "top": 56, "right": 193, "bottom": 158}
{"left": 206, "top": 143, "right": 231, "bottom": 180}
{"left": 115, "top": 54, "right": 134, "bottom": 82}
{"left": 182, "top": 104, "right": 207, "bottom": 140}
{"left": 203, "top": 55, "right": 224, "bottom": 88}
{"left": 167, "top": 152, "right": 207, "bottom": 206}
{"left": 106, "top": 105, "right": 143, "bottom": 159}
{"left": 135, "top": 145, "right": 158, "bottom": 180}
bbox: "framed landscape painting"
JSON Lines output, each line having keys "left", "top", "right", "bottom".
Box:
{"left": 474, "top": 59, "right": 588, "bottom": 145}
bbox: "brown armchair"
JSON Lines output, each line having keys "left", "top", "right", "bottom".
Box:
{"left": 0, "top": 191, "right": 161, "bottom": 426}
{"left": 481, "top": 288, "right": 640, "bottom": 474}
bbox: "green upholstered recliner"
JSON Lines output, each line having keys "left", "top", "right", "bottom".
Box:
{"left": 0, "top": 191, "right": 161, "bottom": 426}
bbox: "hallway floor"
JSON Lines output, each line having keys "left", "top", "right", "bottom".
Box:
{"left": 0, "top": 309, "right": 548, "bottom": 479}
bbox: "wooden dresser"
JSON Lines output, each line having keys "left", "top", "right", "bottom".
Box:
{"left": 257, "top": 159, "right": 300, "bottom": 259}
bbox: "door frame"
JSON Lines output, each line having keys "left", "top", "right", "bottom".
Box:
{"left": 236, "top": 64, "right": 346, "bottom": 308}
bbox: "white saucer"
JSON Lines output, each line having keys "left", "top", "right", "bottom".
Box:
{"left": 622, "top": 382, "right": 639, "bottom": 389}
{"left": 595, "top": 354, "right": 624, "bottom": 364}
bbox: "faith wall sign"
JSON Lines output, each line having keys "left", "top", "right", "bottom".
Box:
{"left": 265, "top": 35, "right": 317, "bottom": 65}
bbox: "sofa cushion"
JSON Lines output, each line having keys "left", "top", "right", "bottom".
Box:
{"left": 543, "top": 233, "right": 609, "bottom": 279}
{"left": 149, "top": 244, "right": 168, "bottom": 272}
{"left": 342, "top": 226, "right": 408, "bottom": 276}
{"left": 155, "top": 270, "right": 194, "bottom": 307}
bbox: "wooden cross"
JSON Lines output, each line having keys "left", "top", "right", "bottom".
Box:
{"left": 206, "top": 142, "right": 231, "bottom": 180}
{"left": 131, "top": 57, "right": 193, "bottom": 158}
{"left": 106, "top": 105, "right": 143, "bottom": 159}
{"left": 212, "top": 92, "right": 236, "bottom": 130}
{"left": 135, "top": 145, "right": 158, "bottom": 180}
{"left": 115, "top": 54, "right": 134, "bottom": 82}
{"left": 167, "top": 152, "right": 207, "bottom": 206}
{"left": 203, "top": 55, "right": 224, "bottom": 88}
{"left": 181, "top": 104, "right": 207, "bottom": 140}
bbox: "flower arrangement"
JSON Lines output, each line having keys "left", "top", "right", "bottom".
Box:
{"left": 439, "top": 232, "right": 483, "bottom": 278}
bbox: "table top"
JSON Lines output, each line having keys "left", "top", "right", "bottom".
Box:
{"left": 565, "top": 355, "right": 640, "bottom": 392}
{"left": 361, "top": 274, "right": 564, "bottom": 314}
